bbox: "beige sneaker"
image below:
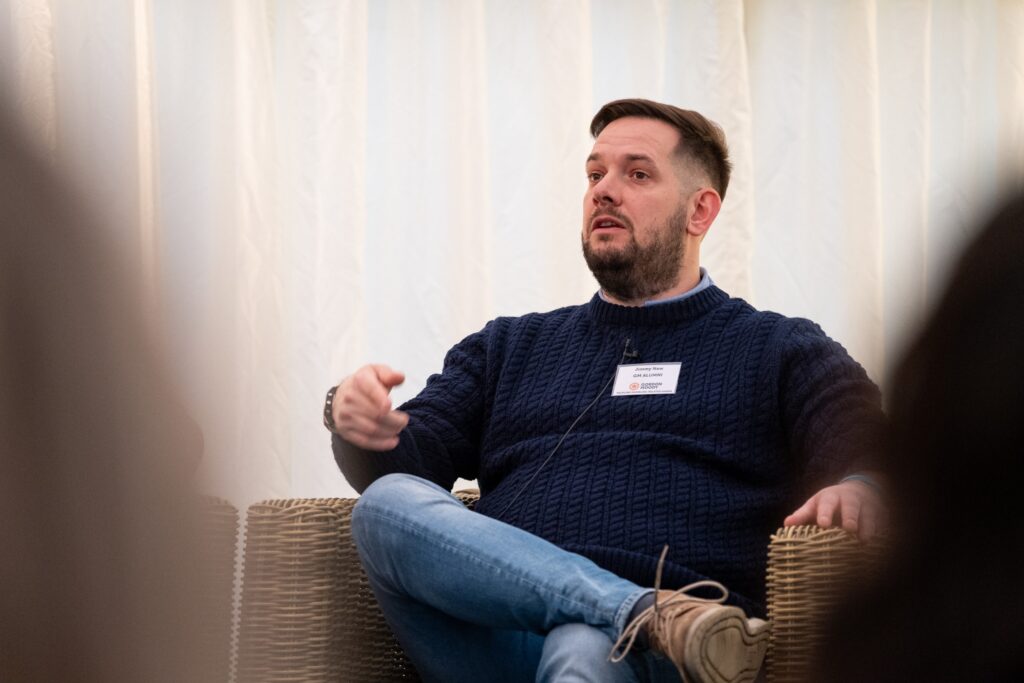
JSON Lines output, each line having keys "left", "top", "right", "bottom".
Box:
{"left": 610, "top": 549, "right": 769, "bottom": 683}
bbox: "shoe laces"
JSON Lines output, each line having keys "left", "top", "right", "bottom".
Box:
{"left": 609, "top": 545, "right": 729, "bottom": 664}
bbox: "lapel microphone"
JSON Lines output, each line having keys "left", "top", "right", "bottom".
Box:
{"left": 623, "top": 338, "right": 640, "bottom": 360}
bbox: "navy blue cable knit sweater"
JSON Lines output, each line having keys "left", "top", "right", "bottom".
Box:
{"left": 334, "top": 286, "right": 882, "bottom": 616}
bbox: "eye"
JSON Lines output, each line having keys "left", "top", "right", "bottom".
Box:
{"left": 631, "top": 170, "right": 650, "bottom": 181}
{"left": 587, "top": 171, "right": 604, "bottom": 183}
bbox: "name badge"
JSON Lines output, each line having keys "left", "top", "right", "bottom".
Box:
{"left": 611, "top": 363, "right": 681, "bottom": 396}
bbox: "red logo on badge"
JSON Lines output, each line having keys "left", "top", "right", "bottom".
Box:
{"left": 629, "top": 382, "right": 640, "bottom": 391}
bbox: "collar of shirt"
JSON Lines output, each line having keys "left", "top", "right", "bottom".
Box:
{"left": 597, "top": 268, "right": 714, "bottom": 307}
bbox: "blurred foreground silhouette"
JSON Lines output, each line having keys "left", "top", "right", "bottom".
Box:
{"left": 816, "top": 190, "right": 1024, "bottom": 682}
{"left": 0, "top": 108, "right": 218, "bottom": 681}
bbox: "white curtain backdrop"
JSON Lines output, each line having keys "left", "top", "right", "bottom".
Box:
{"left": 2, "top": 0, "right": 1022, "bottom": 506}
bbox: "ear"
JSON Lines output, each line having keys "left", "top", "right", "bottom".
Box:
{"left": 686, "top": 188, "right": 721, "bottom": 238}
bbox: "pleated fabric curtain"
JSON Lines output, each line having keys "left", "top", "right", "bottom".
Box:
{"left": 1, "top": 0, "right": 1021, "bottom": 505}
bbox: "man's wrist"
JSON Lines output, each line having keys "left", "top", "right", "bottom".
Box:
{"left": 840, "top": 472, "right": 881, "bottom": 494}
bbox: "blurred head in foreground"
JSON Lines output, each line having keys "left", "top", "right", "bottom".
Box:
{"left": 0, "top": 108, "right": 214, "bottom": 681}
{"left": 817, "top": 190, "right": 1024, "bottom": 682}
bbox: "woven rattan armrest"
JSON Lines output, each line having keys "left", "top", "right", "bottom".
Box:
{"left": 236, "top": 493, "right": 479, "bottom": 682}
{"left": 765, "top": 525, "right": 880, "bottom": 683}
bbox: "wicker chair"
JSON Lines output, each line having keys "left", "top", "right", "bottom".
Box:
{"left": 233, "top": 493, "right": 872, "bottom": 683}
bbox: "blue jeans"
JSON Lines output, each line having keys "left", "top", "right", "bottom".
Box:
{"left": 351, "top": 473, "right": 683, "bottom": 682}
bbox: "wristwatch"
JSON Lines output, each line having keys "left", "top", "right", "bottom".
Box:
{"left": 323, "top": 385, "right": 339, "bottom": 433}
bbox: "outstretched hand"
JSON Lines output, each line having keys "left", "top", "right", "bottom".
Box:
{"left": 331, "top": 364, "right": 409, "bottom": 451}
{"left": 784, "top": 476, "right": 884, "bottom": 541}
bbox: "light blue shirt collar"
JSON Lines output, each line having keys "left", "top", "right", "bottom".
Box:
{"left": 598, "top": 268, "right": 714, "bottom": 306}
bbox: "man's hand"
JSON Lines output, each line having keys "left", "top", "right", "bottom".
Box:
{"left": 784, "top": 476, "right": 884, "bottom": 541}
{"left": 331, "top": 364, "right": 409, "bottom": 451}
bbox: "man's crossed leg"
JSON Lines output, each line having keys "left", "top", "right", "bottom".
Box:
{"left": 351, "top": 474, "right": 767, "bottom": 683}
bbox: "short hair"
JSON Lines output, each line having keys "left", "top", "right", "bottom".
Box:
{"left": 590, "top": 98, "right": 732, "bottom": 200}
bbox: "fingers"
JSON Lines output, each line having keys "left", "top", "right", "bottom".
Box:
{"left": 340, "top": 413, "right": 408, "bottom": 450}
{"left": 351, "top": 366, "right": 396, "bottom": 416}
{"left": 784, "top": 481, "right": 885, "bottom": 541}
{"left": 371, "top": 364, "right": 406, "bottom": 391}
{"left": 340, "top": 410, "right": 409, "bottom": 437}
{"left": 331, "top": 364, "right": 409, "bottom": 451}
{"left": 848, "top": 481, "right": 884, "bottom": 541}
{"left": 837, "top": 480, "right": 885, "bottom": 540}
{"left": 340, "top": 365, "right": 405, "bottom": 416}
{"left": 840, "top": 493, "right": 862, "bottom": 534}
{"left": 783, "top": 491, "right": 840, "bottom": 528}
{"left": 781, "top": 488, "right": 844, "bottom": 529}
{"left": 815, "top": 490, "right": 840, "bottom": 528}
{"left": 336, "top": 407, "right": 410, "bottom": 451}
{"left": 783, "top": 497, "right": 818, "bottom": 527}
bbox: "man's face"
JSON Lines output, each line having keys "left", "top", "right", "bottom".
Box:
{"left": 581, "top": 116, "right": 690, "bottom": 302}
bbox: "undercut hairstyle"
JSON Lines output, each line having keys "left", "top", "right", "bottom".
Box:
{"left": 590, "top": 98, "right": 732, "bottom": 200}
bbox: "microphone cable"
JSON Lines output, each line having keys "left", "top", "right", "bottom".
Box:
{"left": 495, "top": 337, "right": 637, "bottom": 518}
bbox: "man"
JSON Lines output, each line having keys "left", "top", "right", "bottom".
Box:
{"left": 326, "top": 99, "right": 883, "bottom": 682}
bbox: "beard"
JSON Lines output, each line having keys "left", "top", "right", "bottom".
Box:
{"left": 581, "top": 206, "right": 687, "bottom": 302}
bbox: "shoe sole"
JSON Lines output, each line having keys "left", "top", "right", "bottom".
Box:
{"left": 682, "top": 607, "right": 769, "bottom": 683}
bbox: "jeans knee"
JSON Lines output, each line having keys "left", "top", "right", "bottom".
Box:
{"left": 351, "top": 473, "right": 445, "bottom": 551}
{"left": 539, "top": 623, "right": 636, "bottom": 683}
{"left": 353, "top": 473, "right": 407, "bottom": 543}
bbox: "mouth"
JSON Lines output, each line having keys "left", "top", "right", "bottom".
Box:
{"left": 590, "top": 215, "right": 628, "bottom": 236}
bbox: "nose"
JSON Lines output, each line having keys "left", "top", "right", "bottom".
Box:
{"left": 591, "top": 174, "right": 621, "bottom": 207}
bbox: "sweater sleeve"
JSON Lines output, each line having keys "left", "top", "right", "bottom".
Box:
{"left": 333, "top": 323, "right": 492, "bottom": 493}
{"left": 777, "top": 319, "right": 886, "bottom": 497}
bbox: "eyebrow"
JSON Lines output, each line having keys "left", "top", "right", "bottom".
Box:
{"left": 586, "top": 152, "right": 658, "bottom": 165}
